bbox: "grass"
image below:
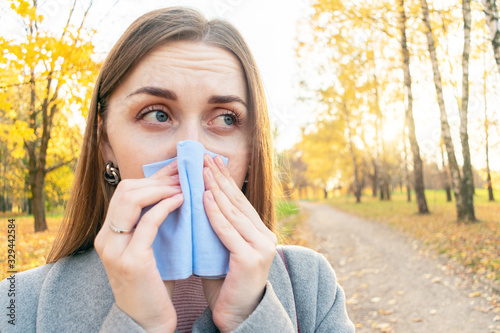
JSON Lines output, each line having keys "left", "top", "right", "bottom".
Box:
{"left": 275, "top": 199, "right": 310, "bottom": 246}
{"left": 324, "top": 189, "right": 500, "bottom": 285}
{"left": 1, "top": 214, "right": 63, "bottom": 280}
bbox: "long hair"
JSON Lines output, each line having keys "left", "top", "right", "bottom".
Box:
{"left": 47, "top": 7, "right": 275, "bottom": 263}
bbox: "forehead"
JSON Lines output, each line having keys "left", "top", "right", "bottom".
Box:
{"left": 118, "top": 41, "right": 247, "bottom": 95}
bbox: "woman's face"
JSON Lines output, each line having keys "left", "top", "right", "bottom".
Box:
{"left": 100, "top": 41, "right": 251, "bottom": 189}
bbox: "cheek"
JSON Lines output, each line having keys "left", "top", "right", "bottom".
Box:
{"left": 107, "top": 130, "right": 177, "bottom": 179}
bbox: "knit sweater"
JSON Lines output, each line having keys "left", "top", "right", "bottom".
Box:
{"left": 0, "top": 245, "right": 354, "bottom": 332}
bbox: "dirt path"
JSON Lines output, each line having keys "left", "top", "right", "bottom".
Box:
{"left": 298, "top": 201, "right": 500, "bottom": 333}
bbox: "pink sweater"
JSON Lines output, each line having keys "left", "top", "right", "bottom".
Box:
{"left": 172, "top": 275, "right": 208, "bottom": 332}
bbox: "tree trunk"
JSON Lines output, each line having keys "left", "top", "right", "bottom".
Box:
{"left": 372, "top": 158, "right": 378, "bottom": 197}
{"left": 421, "top": 0, "right": 468, "bottom": 221}
{"left": 31, "top": 166, "right": 47, "bottom": 232}
{"left": 401, "top": 136, "right": 410, "bottom": 202}
{"left": 440, "top": 141, "right": 453, "bottom": 202}
{"left": 459, "top": 0, "right": 476, "bottom": 221}
{"left": 484, "top": 62, "right": 495, "bottom": 202}
{"left": 343, "top": 101, "right": 361, "bottom": 203}
{"left": 483, "top": 0, "right": 500, "bottom": 73}
{"left": 401, "top": 0, "right": 428, "bottom": 213}
{"left": 323, "top": 187, "right": 328, "bottom": 199}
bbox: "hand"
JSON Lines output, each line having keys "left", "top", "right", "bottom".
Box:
{"left": 201, "top": 153, "right": 278, "bottom": 333}
{"left": 94, "top": 160, "right": 184, "bottom": 333}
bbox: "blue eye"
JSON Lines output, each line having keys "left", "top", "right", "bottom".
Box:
{"left": 136, "top": 105, "right": 170, "bottom": 123}
{"left": 223, "top": 114, "right": 234, "bottom": 126}
{"left": 155, "top": 111, "right": 168, "bottom": 122}
{"left": 214, "top": 112, "right": 240, "bottom": 127}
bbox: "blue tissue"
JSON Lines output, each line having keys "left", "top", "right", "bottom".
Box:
{"left": 142, "top": 140, "right": 230, "bottom": 281}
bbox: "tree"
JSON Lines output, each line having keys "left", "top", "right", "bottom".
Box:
{"left": 420, "top": 0, "right": 472, "bottom": 221}
{"left": 1, "top": 0, "right": 98, "bottom": 231}
{"left": 482, "top": 0, "right": 500, "bottom": 73}
{"left": 482, "top": 50, "right": 496, "bottom": 201}
{"left": 440, "top": 140, "right": 453, "bottom": 202}
{"left": 459, "top": 0, "right": 476, "bottom": 221}
{"left": 297, "top": 118, "right": 348, "bottom": 199}
{"left": 400, "top": 0, "right": 429, "bottom": 213}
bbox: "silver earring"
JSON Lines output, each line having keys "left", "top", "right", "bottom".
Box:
{"left": 244, "top": 165, "right": 250, "bottom": 183}
{"left": 104, "top": 161, "right": 120, "bottom": 186}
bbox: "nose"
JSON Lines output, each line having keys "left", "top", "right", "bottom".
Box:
{"left": 174, "top": 116, "right": 204, "bottom": 145}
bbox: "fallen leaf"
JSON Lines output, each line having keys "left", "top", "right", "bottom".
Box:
{"left": 371, "top": 297, "right": 381, "bottom": 303}
{"left": 412, "top": 318, "right": 424, "bottom": 322}
{"left": 468, "top": 292, "right": 481, "bottom": 298}
{"left": 379, "top": 309, "right": 394, "bottom": 315}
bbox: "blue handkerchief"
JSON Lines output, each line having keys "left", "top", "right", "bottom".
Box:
{"left": 142, "top": 140, "right": 230, "bottom": 281}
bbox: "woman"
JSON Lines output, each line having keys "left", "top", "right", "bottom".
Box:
{"left": 0, "top": 7, "right": 354, "bottom": 332}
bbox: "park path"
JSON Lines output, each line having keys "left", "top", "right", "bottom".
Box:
{"left": 298, "top": 201, "right": 500, "bottom": 333}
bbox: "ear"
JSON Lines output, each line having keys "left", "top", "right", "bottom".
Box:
{"left": 98, "top": 114, "right": 116, "bottom": 164}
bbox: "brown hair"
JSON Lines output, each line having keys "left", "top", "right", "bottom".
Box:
{"left": 47, "top": 7, "right": 275, "bottom": 263}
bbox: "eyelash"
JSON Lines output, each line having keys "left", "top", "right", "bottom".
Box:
{"left": 135, "top": 105, "right": 243, "bottom": 126}
{"left": 220, "top": 109, "right": 243, "bottom": 126}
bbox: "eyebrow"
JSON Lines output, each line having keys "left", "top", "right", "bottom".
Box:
{"left": 127, "top": 87, "right": 177, "bottom": 100}
{"left": 208, "top": 95, "right": 247, "bottom": 108}
{"left": 127, "top": 86, "right": 247, "bottom": 108}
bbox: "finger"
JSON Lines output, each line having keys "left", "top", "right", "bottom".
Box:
{"left": 127, "top": 193, "right": 184, "bottom": 253}
{"left": 102, "top": 185, "right": 183, "bottom": 258}
{"left": 204, "top": 154, "right": 275, "bottom": 241}
{"left": 203, "top": 168, "right": 264, "bottom": 246}
{"left": 203, "top": 189, "right": 252, "bottom": 253}
{"left": 108, "top": 184, "right": 182, "bottom": 231}
{"left": 150, "top": 159, "right": 179, "bottom": 179}
{"left": 106, "top": 175, "right": 180, "bottom": 223}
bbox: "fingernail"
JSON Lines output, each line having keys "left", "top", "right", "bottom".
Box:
{"left": 207, "top": 154, "right": 215, "bottom": 165}
{"left": 206, "top": 190, "right": 214, "bottom": 201}
{"left": 205, "top": 167, "right": 214, "bottom": 180}
{"left": 171, "top": 174, "right": 179, "bottom": 180}
{"left": 169, "top": 160, "right": 178, "bottom": 168}
{"left": 215, "top": 155, "right": 224, "bottom": 168}
{"left": 173, "top": 193, "right": 183, "bottom": 199}
{"left": 173, "top": 185, "right": 181, "bottom": 190}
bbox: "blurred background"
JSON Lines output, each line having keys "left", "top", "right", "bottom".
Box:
{"left": 1, "top": 0, "right": 499, "bottom": 331}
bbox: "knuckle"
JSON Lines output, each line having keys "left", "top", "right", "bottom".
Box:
{"left": 119, "top": 191, "right": 136, "bottom": 206}
{"left": 269, "top": 232, "right": 278, "bottom": 246}
{"left": 118, "top": 258, "right": 136, "bottom": 276}
{"left": 233, "top": 191, "right": 247, "bottom": 205}
{"left": 218, "top": 221, "right": 234, "bottom": 236}
{"left": 116, "top": 179, "right": 133, "bottom": 192}
{"left": 94, "top": 233, "right": 104, "bottom": 251}
{"left": 230, "top": 207, "right": 243, "bottom": 217}
{"left": 100, "top": 247, "right": 115, "bottom": 264}
{"left": 249, "top": 254, "right": 265, "bottom": 269}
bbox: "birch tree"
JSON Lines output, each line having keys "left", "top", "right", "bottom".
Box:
{"left": 459, "top": 0, "right": 476, "bottom": 220}
{"left": 482, "top": 0, "right": 500, "bottom": 73}
{"left": 400, "top": 0, "right": 429, "bottom": 213}
{"left": 420, "top": 0, "right": 472, "bottom": 221}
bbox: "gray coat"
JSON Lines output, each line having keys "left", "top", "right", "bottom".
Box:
{"left": 0, "top": 245, "right": 354, "bottom": 332}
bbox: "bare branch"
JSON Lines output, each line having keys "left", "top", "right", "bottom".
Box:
{"left": 60, "top": 0, "right": 77, "bottom": 40}
{"left": 77, "top": 0, "right": 94, "bottom": 34}
{"left": 45, "top": 158, "right": 75, "bottom": 173}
